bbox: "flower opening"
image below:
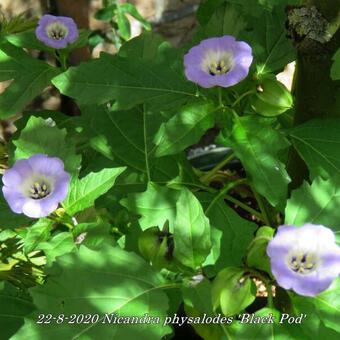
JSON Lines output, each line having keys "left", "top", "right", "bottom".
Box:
{"left": 35, "top": 15, "right": 78, "bottom": 49}
{"left": 184, "top": 36, "right": 253, "bottom": 88}
{"left": 267, "top": 224, "right": 340, "bottom": 297}
{"left": 2, "top": 154, "right": 70, "bottom": 218}
{"left": 46, "top": 22, "right": 69, "bottom": 40}
{"left": 287, "top": 251, "right": 318, "bottom": 275}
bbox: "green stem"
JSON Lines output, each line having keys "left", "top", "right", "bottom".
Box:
{"left": 224, "top": 194, "right": 264, "bottom": 221}
{"left": 54, "top": 50, "right": 68, "bottom": 71}
{"left": 205, "top": 179, "right": 247, "bottom": 215}
{"left": 159, "top": 283, "right": 182, "bottom": 290}
{"left": 220, "top": 324, "right": 233, "bottom": 340}
{"left": 60, "top": 52, "right": 67, "bottom": 71}
{"left": 231, "top": 90, "right": 255, "bottom": 108}
{"left": 251, "top": 187, "right": 271, "bottom": 226}
{"left": 201, "top": 152, "right": 235, "bottom": 184}
{"left": 267, "top": 284, "right": 274, "bottom": 308}
{"left": 218, "top": 87, "right": 224, "bottom": 107}
{"left": 143, "top": 108, "right": 151, "bottom": 182}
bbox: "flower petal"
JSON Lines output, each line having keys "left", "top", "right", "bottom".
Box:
{"left": 27, "top": 154, "right": 66, "bottom": 176}
{"left": 183, "top": 35, "right": 253, "bottom": 88}
{"left": 22, "top": 199, "right": 58, "bottom": 218}
{"left": 2, "top": 186, "right": 27, "bottom": 214}
{"left": 2, "top": 159, "right": 32, "bottom": 187}
{"left": 35, "top": 14, "right": 78, "bottom": 49}
{"left": 267, "top": 223, "right": 340, "bottom": 297}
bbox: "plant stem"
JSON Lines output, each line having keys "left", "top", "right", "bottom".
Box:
{"left": 218, "top": 87, "right": 223, "bottom": 107}
{"left": 267, "top": 284, "right": 274, "bottom": 308}
{"left": 251, "top": 187, "right": 271, "bottom": 226}
{"left": 224, "top": 194, "right": 264, "bottom": 221}
{"left": 205, "top": 179, "right": 247, "bottom": 215}
{"left": 220, "top": 324, "right": 233, "bottom": 340}
{"left": 201, "top": 152, "right": 235, "bottom": 184}
{"left": 54, "top": 50, "right": 68, "bottom": 71}
{"left": 60, "top": 52, "right": 67, "bottom": 71}
{"left": 143, "top": 108, "right": 151, "bottom": 182}
{"left": 231, "top": 90, "right": 255, "bottom": 108}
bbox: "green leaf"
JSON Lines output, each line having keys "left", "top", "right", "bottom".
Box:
{"left": 182, "top": 278, "right": 214, "bottom": 314}
{"left": 243, "top": 5, "right": 296, "bottom": 75}
{"left": 116, "top": 10, "right": 131, "bottom": 41}
{"left": 79, "top": 105, "right": 165, "bottom": 175}
{"left": 119, "top": 3, "right": 151, "bottom": 31}
{"left": 199, "top": 193, "right": 257, "bottom": 271}
{"left": 13, "top": 116, "right": 81, "bottom": 174}
{"left": 121, "top": 182, "right": 180, "bottom": 230}
{"left": 182, "top": 278, "right": 226, "bottom": 340}
{"left": 246, "top": 226, "right": 274, "bottom": 273}
{"left": 184, "top": 305, "right": 225, "bottom": 340}
{"left": 0, "top": 283, "right": 35, "bottom": 340}
{"left": 13, "top": 245, "right": 171, "bottom": 340}
{"left": 196, "top": 0, "right": 226, "bottom": 25}
{"left": 37, "top": 232, "right": 76, "bottom": 264}
{"left": 196, "top": 2, "right": 247, "bottom": 40}
{"left": 118, "top": 31, "right": 168, "bottom": 60}
{"left": 95, "top": 5, "right": 117, "bottom": 21}
{"left": 154, "top": 100, "right": 217, "bottom": 157}
{"left": 229, "top": 307, "right": 292, "bottom": 339}
{"left": 313, "top": 278, "right": 340, "bottom": 333}
{"left": 291, "top": 295, "right": 340, "bottom": 338}
{"left": 63, "top": 167, "right": 126, "bottom": 215}
{"left": 331, "top": 48, "right": 340, "bottom": 80}
{"left": 285, "top": 176, "right": 340, "bottom": 230}
{"left": 289, "top": 119, "right": 340, "bottom": 179}
{"left": 23, "top": 219, "right": 53, "bottom": 254}
{"left": 72, "top": 221, "right": 111, "bottom": 250}
{"left": 52, "top": 33, "right": 195, "bottom": 110}
{"left": 0, "top": 42, "right": 60, "bottom": 119}
{"left": 223, "top": 116, "right": 290, "bottom": 207}
{"left": 173, "top": 188, "right": 211, "bottom": 269}
{"left": 0, "top": 190, "right": 30, "bottom": 229}
{"left": 212, "top": 267, "right": 256, "bottom": 316}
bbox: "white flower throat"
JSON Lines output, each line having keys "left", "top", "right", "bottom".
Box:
{"left": 29, "top": 181, "right": 51, "bottom": 200}
{"left": 46, "top": 22, "right": 68, "bottom": 40}
{"left": 287, "top": 251, "right": 317, "bottom": 275}
{"left": 23, "top": 175, "right": 53, "bottom": 200}
{"left": 202, "top": 50, "right": 234, "bottom": 76}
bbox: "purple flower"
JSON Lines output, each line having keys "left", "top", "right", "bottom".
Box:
{"left": 184, "top": 36, "right": 253, "bottom": 88}
{"left": 35, "top": 15, "right": 78, "bottom": 49}
{"left": 2, "top": 154, "right": 70, "bottom": 218}
{"left": 267, "top": 224, "right": 340, "bottom": 297}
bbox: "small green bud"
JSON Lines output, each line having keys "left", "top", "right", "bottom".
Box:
{"left": 246, "top": 226, "right": 274, "bottom": 273}
{"left": 212, "top": 267, "right": 256, "bottom": 316}
{"left": 251, "top": 78, "right": 293, "bottom": 117}
{"left": 138, "top": 226, "right": 174, "bottom": 269}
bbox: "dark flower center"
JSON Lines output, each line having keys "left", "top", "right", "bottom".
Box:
{"left": 29, "top": 181, "right": 51, "bottom": 200}
{"left": 46, "top": 22, "right": 68, "bottom": 40}
{"left": 288, "top": 252, "right": 316, "bottom": 275}
{"left": 209, "top": 60, "right": 230, "bottom": 76}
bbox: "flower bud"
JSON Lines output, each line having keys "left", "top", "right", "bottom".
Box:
{"left": 246, "top": 226, "right": 274, "bottom": 273}
{"left": 212, "top": 267, "right": 256, "bottom": 316}
{"left": 138, "top": 226, "right": 174, "bottom": 269}
{"left": 250, "top": 78, "right": 293, "bottom": 117}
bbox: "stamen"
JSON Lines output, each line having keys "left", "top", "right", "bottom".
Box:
{"left": 46, "top": 22, "right": 68, "bottom": 41}
{"left": 28, "top": 181, "right": 51, "bottom": 200}
{"left": 288, "top": 252, "right": 317, "bottom": 275}
{"left": 209, "top": 60, "right": 231, "bottom": 76}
